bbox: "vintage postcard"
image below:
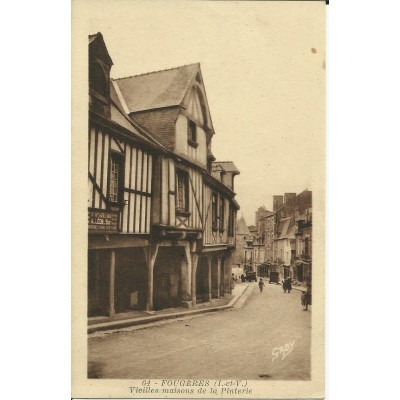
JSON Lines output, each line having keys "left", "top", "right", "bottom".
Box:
{"left": 72, "top": 0, "right": 326, "bottom": 398}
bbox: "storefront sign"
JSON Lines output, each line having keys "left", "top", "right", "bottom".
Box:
{"left": 88, "top": 209, "right": 119, "bottom": 233}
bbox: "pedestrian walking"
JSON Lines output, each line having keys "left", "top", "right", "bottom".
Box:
{"left": 286, "top": 277, "right": 292, "bottom": 293}
{"left": 301, "top": 286, "right": 311, "bottom": 310}
{"left": 258, "top": 278, "right": 265, "bottom": 293}
{"left": 230, "top": 273, "right": 235, "bottom": 293}
{"left": 241, "top": 274, "right": 245, "bottom": 283}
{"left": 282, "top": 279, "right": 287, "bottom": 293}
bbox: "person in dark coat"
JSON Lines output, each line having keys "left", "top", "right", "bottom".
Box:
{"left": 286, "top": 277, "right": 292, "bottom": 293}
{"left": 282, "top": 279, "right": 287, "bottom": 293}
{"left": 241, "top": 274, "right": 245, "bottom": 283}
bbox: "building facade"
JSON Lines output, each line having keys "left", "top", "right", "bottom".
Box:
{"left": 251, "top": 190, "right": 312, "bottom": 284}
{"left": 234, "top": 215, "right": 250, "bottom": 270}
{"left": 294, "top": 207, "right": 312, "bottom": 285}
{"left": 88, "top": 33, "right": 240, "bottom": 317}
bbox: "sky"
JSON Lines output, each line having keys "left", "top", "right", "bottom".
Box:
{"left": 86, "top": 0, "right": 325, "bottom": 226}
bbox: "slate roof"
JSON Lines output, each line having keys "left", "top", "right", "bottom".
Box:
{"left": 277, "top": 217, "right": 292, "bottom": 239}
{"left": 131, "top": 108, "right": 181, "bottom": 150}
{"left": 213, "top": 161, "right": 240, "bottom": 175}
{"left": 107, "top": 83, "right": 166, "bottom": 149}
{"left": 113, "top": 63, "right": 200, "bottom": 113}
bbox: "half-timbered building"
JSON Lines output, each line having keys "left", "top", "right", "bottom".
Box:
{"left": 114, "top": 63, "right": 240, "bottom": 310}
{"left": 88, "top": 33, "right": 166, "bottom": 317}
{"left": 88, "top": 33, "right": 240, "bottom": 318}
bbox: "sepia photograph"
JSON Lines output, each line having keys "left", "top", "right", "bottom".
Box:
{"left": 72, "top": 0, "right": 325, "bottom": 398}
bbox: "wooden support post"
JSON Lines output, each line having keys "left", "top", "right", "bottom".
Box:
{"left": 191, "top": 253, "right": 198, "bottom": 306}
{"left": 180, "top": 244, "right": 192, "bottom": 307}
{"left": 109, "top": 250, "right": 115, "bottom": 317}
{"left": 225, "top": 253, "right": 233, "bottom": 294}
{"left": 216, "top": 255, "right": 221, "bottom": 298}
{"left": 206, "top": 255, "right": 212, "bottom": 302}
{"left": 144, "top": 244, "right": 158, "bottom": 312}
{"left": 220, "top": 255, "right": 225, "bottom": 297}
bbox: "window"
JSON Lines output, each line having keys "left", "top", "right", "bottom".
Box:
{"left": 188, "top": 120, "right": 197, "bottom": 145}
{"left": 219, "top": 196, "right": 225, "bottom": 231}
{"left": 228, "top": 206, "right": 235, "bottom": 236}
{"left": 176, "top": 170, "right": 189, "bottom": 213}
{"left": 304, "top": 237, "right": 309, "bottom": 255}
{"left": 108, "top": 152, "right": 124, "bottom": 204}
{"left": 212, "top": 192, "right": 218, "bottom": 230}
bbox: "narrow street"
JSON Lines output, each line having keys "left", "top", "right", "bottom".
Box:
{"left": 88, "top": 282, "right": 311, "bottom": 380}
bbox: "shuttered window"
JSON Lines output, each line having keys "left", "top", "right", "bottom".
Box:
{"left": 188, "top": 120, "right": 197, "bottom": 143}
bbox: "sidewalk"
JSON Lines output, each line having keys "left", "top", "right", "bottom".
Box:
{"left": 88, "top": 282, "right": 251, "bottom": 334}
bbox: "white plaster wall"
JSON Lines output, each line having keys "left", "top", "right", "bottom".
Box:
{"left": 175, "top": 113, "right": 207, "bottom": 167}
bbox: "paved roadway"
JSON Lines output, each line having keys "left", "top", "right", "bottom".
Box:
{"left": 88, "top": 282, "right": 311, "bottom": 380}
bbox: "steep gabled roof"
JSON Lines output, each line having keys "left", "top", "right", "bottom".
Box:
{"left": 89, "top": 32, "right": 113, "bottom": 66}
{"left": 113, "top": 63, "right": 200, "bottom": 113}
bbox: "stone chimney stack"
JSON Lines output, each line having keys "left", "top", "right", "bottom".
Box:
{"left": 284, "top": 193, "right": 297, "bottom": 215}
{"left": 273, "top": 195, "right": 284, "bottom": 212}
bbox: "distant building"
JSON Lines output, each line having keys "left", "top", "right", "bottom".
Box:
{"left": 274, "top": 217, "right": 296, "bottom": 280}
{"left": 264, "top": 213, "right": 276, "bottom": 263}
{"left": 252, "top": 189, "right": 312, "bottom": 284}
{"left": 294, "top": 207, "right": 312, "bottom": 285}
{"left": 234, "top": 215, "right": 254, "bottom": 272}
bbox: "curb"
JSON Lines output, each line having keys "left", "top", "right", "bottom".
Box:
{"left": 292, "top": 286, "right": 307, "bottom": 292}
{"left": 88, "top": 284, "right": 252, "bottom": 334}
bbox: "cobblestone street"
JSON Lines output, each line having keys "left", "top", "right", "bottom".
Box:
{"left": 88, "top": 282, "right": 311, "bottom": 380}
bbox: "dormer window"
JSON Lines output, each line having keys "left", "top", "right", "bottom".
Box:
{"left": 187, "top": 120, "right": 198, "bottom": 148}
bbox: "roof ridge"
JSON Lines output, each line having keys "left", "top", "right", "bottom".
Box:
{"left": 113, "top": 62, "right": 200, "bottom": 81}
